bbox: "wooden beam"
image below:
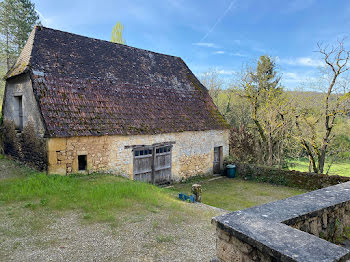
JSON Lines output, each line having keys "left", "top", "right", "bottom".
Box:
{"left": 124, "top": 141, "right": 176, "bottom": 149}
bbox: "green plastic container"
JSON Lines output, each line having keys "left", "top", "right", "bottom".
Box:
{"left": 226, "top": 164, "right": 236, "bottom": 178}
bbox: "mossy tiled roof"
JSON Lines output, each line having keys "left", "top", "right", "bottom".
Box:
{"left": 7, "top": 26, "right": 229, "bottom": 137}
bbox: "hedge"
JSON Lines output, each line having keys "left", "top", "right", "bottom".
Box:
{"left": 227, "top": 162, "right": 350, "bottom": 191}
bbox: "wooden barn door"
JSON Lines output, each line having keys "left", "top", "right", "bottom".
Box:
{"left": 133, "top": 148, "right": 153, "bottom": 183}
{"left": 133, "top": 144, "right": 172, "bottom": 184}
{"left": 154, "top": 145, "right": 172, "bottom": 184}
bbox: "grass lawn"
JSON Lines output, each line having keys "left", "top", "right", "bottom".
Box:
{"left": 287, "top": 158, "right": 350, "bottom": 177}
{"left": 0, "top": 155, "right": 308, "bottom": 217}
{"left": 170, "top": 176, "right": 307, "bottom": 211}
{"left": 0, "top": 156, "right": 225, "bottom": 261}
{"left": 0, "top": 155, "right": 309, "bottom": 260}
{"left": 0, "top": 171, "right": 185, "bottom": 222}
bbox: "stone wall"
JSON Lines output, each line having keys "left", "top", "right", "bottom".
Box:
{"left": 2, "top": 73, "right": 46, "bottom": 135}
{"left": 213, "top": 182, "right": 350, "bottom": 262}
{"left": 48, "top": 129, "right": 229, "bottom": 180}
{"left": 215, "top": 227, "right": 274, "bottom": 262}
{"left": 285, "top": 202, "right": 350, "bottom": 242}
{"left": 228, "top": 162, "right": 350, "bottom": 190}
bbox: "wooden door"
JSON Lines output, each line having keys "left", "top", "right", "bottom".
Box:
{"left": 154, "top": 146, "right": 172, "bottom": 184}
{"left": 133, "top": 145, "right": 172, "bottom": 184}
{"left": 213, "top": 146, "right": 221, "bottom": 174}
{"left": 133, "top": 148, "right": 153, "bottom": 182}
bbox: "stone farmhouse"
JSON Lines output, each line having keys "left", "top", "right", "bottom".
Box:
{"left": 2, "top": 26, "right": 229, "bottom": 183}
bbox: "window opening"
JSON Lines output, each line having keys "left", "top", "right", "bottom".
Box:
{"left": 78, "top": 155, "right": 87, "bottom": 171}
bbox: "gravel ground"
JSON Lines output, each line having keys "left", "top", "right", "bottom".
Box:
{"left": 0, "top": 202, "right": 228, "bottom": 262}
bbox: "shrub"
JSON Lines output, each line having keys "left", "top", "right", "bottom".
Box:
{"left": 21, "top": 123, "right": 47, "bottom": 170}
{"left": 225, "top": 161, "right": 350, "bottom": 190}
{"left": 1, "top": 120, "right": 47, "bottom": 170}
{"left": 229, "top": 125, "right": 258, "bottom": 163}
{"left": 2, "top": 120, "right": 21, "bottom": 158}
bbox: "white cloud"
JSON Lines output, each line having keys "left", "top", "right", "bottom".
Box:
{"left": 213, "top": 50, "right": 225, "bottom": 54}
{"left": 211, "top": 50, "right": 247, "bottom": 57}
{"left": 229, "top": 52, "right": 247, "bottom": 57}
{"left": 278, "top": 56, "right": 324, "bottom": 67}
{"left": 216, "top": 69, "right": 236, "bottom": 75}
{"left": 252, "top": 47, "right": 267, "bottom": 53}
{"left": 284, "top": 0, "right": 315, "bottom": 13}
{"left": 282, "top": 71, "right": 317, "bottom": 85}
{"left": 192, "top": 42, "right": 219, "bottom": 48}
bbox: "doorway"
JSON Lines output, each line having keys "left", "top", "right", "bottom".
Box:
{"left": 213, "top": 146, "right": 223, "bottom": 174}
{"left": 133, "top": 144, "right": 172, "bottom": 184}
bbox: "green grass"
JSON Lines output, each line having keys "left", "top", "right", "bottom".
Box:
{"left": 170, "top": 177, "right": 306, "bottom": 211}
{"left": 156, "top": 234, "right": 175, "bottom": 243}
{"left": 287, "top": 158, "right": 350, "bottom": 177}
{"left": 0, "top": 154, "right": 37, "bottom": 179}
{"left": 0, "top": 156, "right": 307, "bottom": 222}
{"left": 0, "top": 172, "right": 181, "bottom": 222}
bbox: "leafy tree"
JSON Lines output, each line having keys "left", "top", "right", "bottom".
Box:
{"left": 111, "top": 22, "right": 125, "bottom": 44}
{"left": 0, "top": 0, "right": 39, "bottom": 113}
{"left": 0, "top": 0, "right": 40, "bottom": 70}
{"left": 11, "top": 0, "right": 40, "bottom": 52}
{"left": 0, "top": 64, "right": 6, "bottom": 110}
{"left": 294, "top": 39, "right": 350, "bottom": 173}
{"left": 240, "top": 55, "right": 292, "bottom": 167}
{"left": 0, "top": 0, "right": 16, "bottom": 70}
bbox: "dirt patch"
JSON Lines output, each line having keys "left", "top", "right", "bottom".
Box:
{"left": 0, "top": 202, "right": 227, "bottom": 261}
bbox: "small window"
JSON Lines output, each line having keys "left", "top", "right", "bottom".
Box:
{"left": 156, "top": 148, "right": 160, "bottom": 154}
{"left": 78, "top": 155, "right": 87, "bottom": 171}
{"left": 140, "top": 150, "right": 144, "bottom": 156}
{"left": 148, "top": 149, "right": 152, "bottom": 155}
{"left": 135, "top": 150, "right": 140, "bottom": 156}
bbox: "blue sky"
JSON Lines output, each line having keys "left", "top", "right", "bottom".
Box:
{"left": 33, "top": 0, "right": 350, "bottom": 89}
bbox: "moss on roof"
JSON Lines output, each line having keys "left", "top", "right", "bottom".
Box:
{"left": 9, "top": 26, "right": 229, "bottom": 137}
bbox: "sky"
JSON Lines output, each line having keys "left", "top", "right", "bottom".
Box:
{"left": 33, "top": 0, "right": 350, "bottom": 89}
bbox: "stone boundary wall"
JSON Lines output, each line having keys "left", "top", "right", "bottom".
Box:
{"left": 212, "top": 182, "right": 350, "bottom": 262}
{"left": 228, "top": 162, "right": 350, "bottom": 190}
{"left": 285, "top": 201, "right": 350, "bottom": 241}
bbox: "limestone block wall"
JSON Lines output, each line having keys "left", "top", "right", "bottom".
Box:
{"left": 47, "top": 129, "right": 229, "bottom": 180}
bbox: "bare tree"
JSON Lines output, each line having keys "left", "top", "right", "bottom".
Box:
{"left": 295, "top": 39, "right": 350, "bottom": 173}
{"left": 199, "top": 70, "right": 224, "bottom": 105}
